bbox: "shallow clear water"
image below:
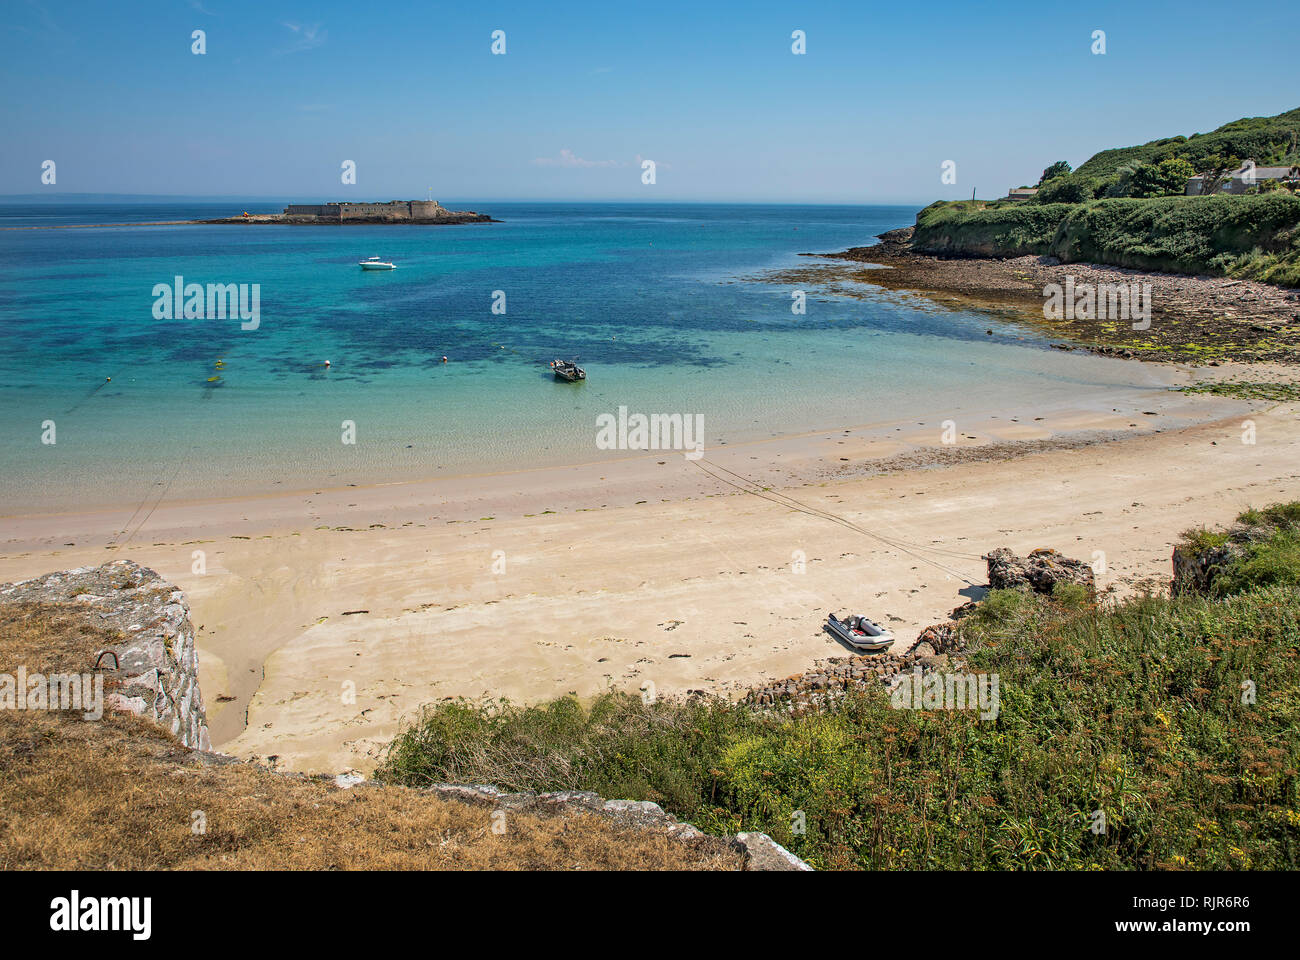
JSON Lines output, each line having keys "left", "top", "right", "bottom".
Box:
{"left": 0, "top": 201, "right": 1168, "bottom": 512}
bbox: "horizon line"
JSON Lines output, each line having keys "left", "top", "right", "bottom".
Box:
{"left": 0, "top": 193, "right": 935, "bottom": 207}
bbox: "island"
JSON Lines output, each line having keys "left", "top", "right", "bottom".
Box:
{"left": 201, "top": 200, "right": 498, "bottom": 225}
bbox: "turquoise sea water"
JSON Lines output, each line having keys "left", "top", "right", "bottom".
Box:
{"left": 0, "top": 202, "right": 1167, "bottom": 512}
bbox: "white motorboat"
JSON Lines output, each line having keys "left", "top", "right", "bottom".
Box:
{"left": 359, "top": 256, "right": 396, "bottom": 270}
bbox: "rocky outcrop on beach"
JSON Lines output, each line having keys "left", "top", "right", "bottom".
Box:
{"left": 744, "top": 651, "right": 916, "bottom": 711}
{"left": 0, "top": 560, "right": 210, "bottom": 750}
{"left": 985, "top": 547, "right": 1095, "bottom": 595}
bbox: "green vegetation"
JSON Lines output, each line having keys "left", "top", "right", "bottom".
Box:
{"left": 1057, "top": 108, "right": 1300, "bottom": 193}
{"left": 1179, "top": 502, "right": 1300, "bottom": 599}
{"left": 1038, "top": 160, "right": 1072, "bottom": 185}
{"left": 1128, "top": 157, "right": 1197, "bottom": 199}
{"left": 378, "top": 505, "right": 1300, "bottom": 870}
{"left": 1181, "top": 381, "right": 1300, "bottom": 402}
{"left": 913, "top": 193, "right": 1300, "bottom": 287}
{"left": 914, "top": 108, "right": 1300, "bottom": 287}
{"left": 910, "top": 199, "right": 1077, "bottom": 257}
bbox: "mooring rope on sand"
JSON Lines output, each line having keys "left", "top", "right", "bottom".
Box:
{"left": 106, "top": 444, "right": 195, "bottom": 551}
{"left": 689, "top": 456, "right": 983, "bottom": 585}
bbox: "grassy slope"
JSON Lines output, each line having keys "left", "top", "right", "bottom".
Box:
{"left": 379, "top": 512, "right": 1300, "bottom": 871}
{"left": 0, "top": 601, "right": 742, "bottom": 870}
{"left": 910, "top": 109, "right": 1300, "bottom": 287}
{"left": 1074, "top": 108, "right": 1300, "bottom": 180}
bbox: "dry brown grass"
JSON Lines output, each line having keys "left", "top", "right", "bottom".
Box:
{"left": 0, "top": 602, "right": 742, "bottom": 871}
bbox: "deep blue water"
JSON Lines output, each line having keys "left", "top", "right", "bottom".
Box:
{"left": 0, "top": 201, "right": 1166, "bottom": 511}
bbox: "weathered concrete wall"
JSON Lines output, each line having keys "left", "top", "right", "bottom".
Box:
{"left": 0, "top": 560, "right": 210, "bottom": 750}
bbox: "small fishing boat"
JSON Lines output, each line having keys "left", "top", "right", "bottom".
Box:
{"left": 551, "top": 358, "right": 586, "bottom": 382}
{"left": 826, "top": 613, "right": 893, "bottom": 651}
{"left": 358, "top": 256, "right": 396, "bottom": 270}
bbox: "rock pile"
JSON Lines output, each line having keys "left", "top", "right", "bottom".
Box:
{"left": 985, "top": 547, "right": 1095, "bottom": 595}
{"left": 744, "top": 651, "right": 915, "bottom": 711}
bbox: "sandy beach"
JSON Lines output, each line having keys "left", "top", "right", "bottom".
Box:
{"left": 2, "top": 359, "right": 1297, "bottom": 774}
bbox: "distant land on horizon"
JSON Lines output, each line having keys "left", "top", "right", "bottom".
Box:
{"left": 0, "top": 193, "right": 921, "bottom": 207}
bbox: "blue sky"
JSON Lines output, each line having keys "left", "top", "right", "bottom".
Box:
{"left": 2, "top": 0, "right": 1294, "bottom": 203}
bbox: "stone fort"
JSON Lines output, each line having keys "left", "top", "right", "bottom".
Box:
{"left": 282, "top": 200, "right": 451, "bottom": 221}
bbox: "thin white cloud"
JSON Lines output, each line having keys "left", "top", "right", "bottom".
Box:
{"left": 188, "top": 0, "right": 216, "bottom": 15}
{"left": 280, "top": 21, "right": 326, "bottom": 53}
{"left": 532, "top": 149, "right": 621, "bottom": 169}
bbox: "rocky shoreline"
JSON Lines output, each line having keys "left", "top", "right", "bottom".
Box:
{"left": 764, "top": 226, "right": 1300, "bottom": 365}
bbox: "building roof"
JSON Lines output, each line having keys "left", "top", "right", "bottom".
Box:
{"left": 1188, "top": 162, "right": 1300, "bottom": 181}
{"left": 1241, "top": 165, "right": 1300, "bottom": 179}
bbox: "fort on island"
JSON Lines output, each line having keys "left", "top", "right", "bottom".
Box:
{"left": 280, "top": 200, "right": 492, "bottom": 223}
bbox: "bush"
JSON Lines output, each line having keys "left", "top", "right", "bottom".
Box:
{"left": 1175, "top": 501, "right": 1300, "bottom": 597}
{"left": 1039, "top": 161, "right": 1072, "bottom": 185}
{"left": 912, "top": 202, "right": 1073, "bottom": 256}
{"left": 1130, "top": 157, "right": 1196, "bottom": 198}
{"left": 1213, "top": 533, "right": 1300, "bottom": 597}
{"left": 1035, "top": 175, "right": 1103, "bottom": 204}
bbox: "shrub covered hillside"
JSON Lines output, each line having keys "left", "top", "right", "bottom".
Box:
{"left": 1071, "top": 108, "right": 1300, "bottom": 190}
{"left": 912, "top": 193, "right": 1300, "bottom": 286}
{"left": 910, "top": 107, "right": 1300, "bottom": 287}
{"left": 377, "top": 505, "right": 1300, "bottom": 870}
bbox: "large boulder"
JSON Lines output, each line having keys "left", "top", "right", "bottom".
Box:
{"left": 985, "top": 547, "right": 1095, "bottom": 595}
